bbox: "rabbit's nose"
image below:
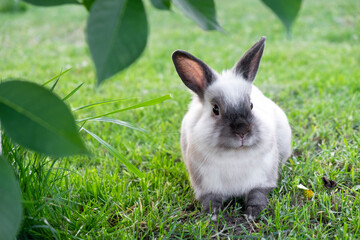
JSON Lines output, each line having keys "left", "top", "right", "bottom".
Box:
{"left": 236, "top": 133, "right": 247, "bottom": 138}
{"left": 234, "top": 131, "right": 248, "bottom": 139}
{"left": 231, "top": 122, "right": 250, "bottom": 137}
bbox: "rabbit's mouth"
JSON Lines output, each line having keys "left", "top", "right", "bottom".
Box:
{"left": 217, "top": 134, "right": 251, "bottom": 149}
{"left": 216, "top": 127, "right": 257, "bottom": 149}
{"left": 235, "top": 133, "right": 247, "bottom": 147}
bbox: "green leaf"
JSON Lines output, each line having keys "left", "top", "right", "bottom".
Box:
{"left": 22, "top": 0, "right": 79, "bottom": 6}
{"left": 151, "top": 0, "right": 170, "bottom": 10}
{"left": 172, "top": 0, "right": 223, "bottom": 31}
{"left": 0, "top": 156, "right": 23, "bottom": 240}
{"left": 81, "top": 0, "right": 95, "bottom": 11}
{"left": 82, "top": 127, "right": 144, "bottom": 178}
{"left": 86, "top": 0, "right": 148, "bottom": 84}
{"left": 0, "top": 80, "right": 88, "bottom": 157}
{"left": 77, "top": 94, "right": 172, "bottom": 122}
{"left": 261, "top": 0, "right": 302, "bottom": 34}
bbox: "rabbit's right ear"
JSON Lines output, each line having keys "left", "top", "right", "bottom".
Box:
{"left": 172, "top": 50, "right": 215, "bottom": 99}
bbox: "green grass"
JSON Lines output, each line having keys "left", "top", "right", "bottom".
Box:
{"left": 1, "top": 0, "right": 360, "bottom": 238}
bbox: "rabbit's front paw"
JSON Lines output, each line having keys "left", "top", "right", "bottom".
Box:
{"left": 199, "top": 193, "right": 223, "bottom": 215}
{"left": 245, "top": 188, "right": 271, "bottom": 219}
{"left": 245, "top": 204, "right": 266, "bottom": 220}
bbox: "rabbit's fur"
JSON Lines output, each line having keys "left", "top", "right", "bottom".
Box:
{"left": 172, "top": 37, "right": 291, "bottom": 219}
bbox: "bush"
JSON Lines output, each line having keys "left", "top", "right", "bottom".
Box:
{"left": 0, "top": 0, "right": 27, "bottom": 13}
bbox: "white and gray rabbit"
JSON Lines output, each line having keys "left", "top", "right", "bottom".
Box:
{"left": 172, "top": 37, "right": 291, "bottom": 219}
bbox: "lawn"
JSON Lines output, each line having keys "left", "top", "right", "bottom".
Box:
{"left": 1, "top": 0, "right": 360, "bottom": 238}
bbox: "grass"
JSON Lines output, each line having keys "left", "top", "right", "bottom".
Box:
{"left": 1, "top": 0, "right": 360, "bottom": 238}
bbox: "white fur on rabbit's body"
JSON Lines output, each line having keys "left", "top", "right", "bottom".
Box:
{"left": 173, "top": 37, "right": 291, "bottom": 217}
{"left": 181, "top": 70, "right": 291, "bottom": 200}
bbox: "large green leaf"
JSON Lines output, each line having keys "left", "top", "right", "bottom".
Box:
{"left": 172, "top": 0, "right": 223, "bottom": 31}
{"left": 151, "top": 0, "right": 171, "bottom": 10}
{"left": 81, "top": 0, "right": 95, "bottom": 11}
{"left": 22, "top": 0, "right": 79, "bottom": 6}
{"left": 0, "top": 80, "right": 88, "bottom": 157}
{"left": 86, "top": 0, "right": 148, "bottom": 84}
{"left": 261, "top": 0, "right": 302, "bottom": 34}
{"left": 0, "top": 156, "right": 23, "bottom": 240}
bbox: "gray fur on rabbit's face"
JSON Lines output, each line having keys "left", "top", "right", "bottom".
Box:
{"left": 202, "top": 72, "right": 263, "bottom": 149}
{"left": 172, "top": 37, "right": 292, "bottom": 219}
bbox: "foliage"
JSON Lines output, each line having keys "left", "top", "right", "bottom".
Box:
{"left": 0, "top": 75, "right": 170, "bottom": 238}
{"left": 22, "top": 0, "right": 302, "bottom": 84}
{"left": 0, "top": 80, "right": 87, "bottom": 157}
{"left": 261, "top": 0, "right": 302, "bottom": 35}
{"left": 0, "top": 0, "right": 27, "bottom": 13}
{"left": 150, "top": 0, "right": 170, "bottom": 10}
{"left": 86, "top": 0, "right": 148, "bottom": 83}
{"left": 23, "top": 0, "right": 78, "bottom": 6}
{"left": 0, "top": 155, "right": 22, "bottom": 240}
{"left": 172, "top": 0, "right": 223, "bottom": 32}
{"left": 0, "top": 77, "right": 87, "bottom": 239}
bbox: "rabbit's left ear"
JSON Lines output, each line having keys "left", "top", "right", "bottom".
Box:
{"left": 233, "top": 36, "right": 266, "bottom": 82}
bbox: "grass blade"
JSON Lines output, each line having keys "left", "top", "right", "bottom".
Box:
{"left": 62, "top": 83, "right": 84, "bottom": 101}
{"left": 81, "top": 127, "right": 144, "bottom": 178}
{"left": 88, "top": 117, "right": 147, "bottom": 133}
{"left": 72, "top": 98, "right": 134, "bottom": 112}
{"left": 42, "top": 68, "right": 71, "bottom": 87}
{"left": 49, "top": 79, "right": 59, "bottom": 92}
{"left": 77, "top": 94, "right": 172, "bottom": 122}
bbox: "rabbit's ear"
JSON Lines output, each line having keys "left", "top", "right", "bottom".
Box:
{"left": 233, "top": 37, "right": 266, "bottom": 82}
{"left": 172, "top": 50, "right": 215, "bottom": 98}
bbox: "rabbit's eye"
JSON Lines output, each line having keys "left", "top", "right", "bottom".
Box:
{"left": 250, "top": 102, "right": 253, "bottom": 110}
{"left": 213, "top": 105, "right": 220, "bottom": 115}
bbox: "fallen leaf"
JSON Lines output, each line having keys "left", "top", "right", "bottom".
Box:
{"left": 297, "top": 184, "right": 309, "bottom": 190}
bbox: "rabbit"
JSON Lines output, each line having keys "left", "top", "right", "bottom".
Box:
{"left": 171, "top": 37, "right": 292, "bottom": 219}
